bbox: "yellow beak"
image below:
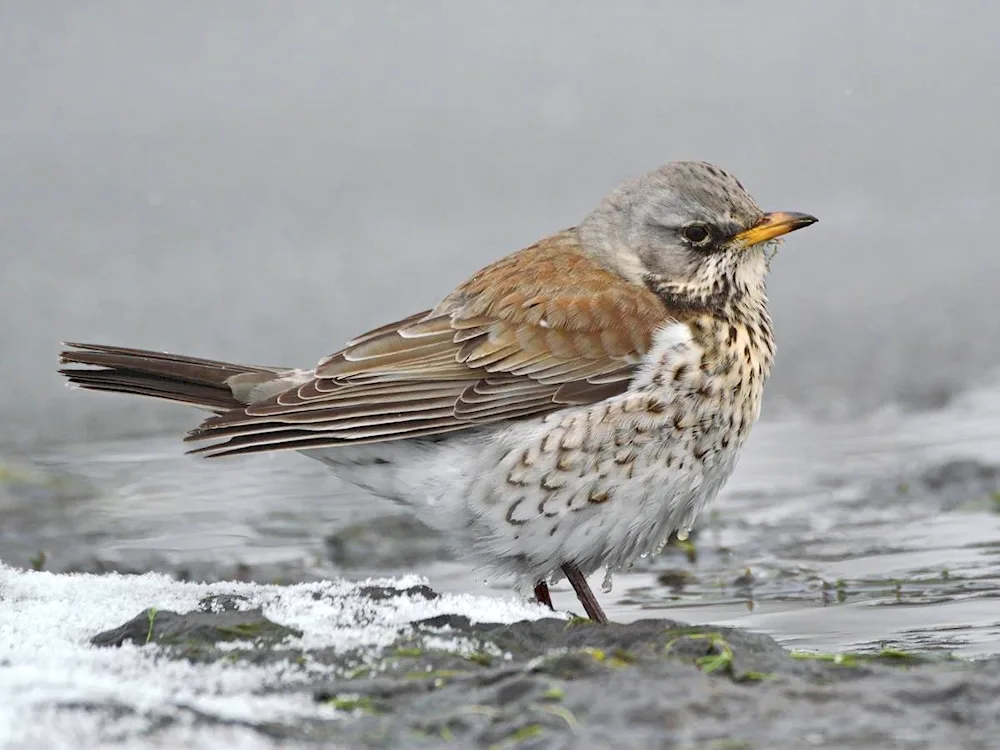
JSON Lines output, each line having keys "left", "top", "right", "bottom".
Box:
{"left": 733, "top": 211, "right": 817, "bottom": 247}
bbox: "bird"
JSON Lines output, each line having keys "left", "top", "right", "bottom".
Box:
{"left": 59, "top": 161, "right": 816, "bottom": 624}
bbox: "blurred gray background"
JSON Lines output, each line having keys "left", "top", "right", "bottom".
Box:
{"left": 3, "top": 0, "right": 999, "bottom": 450}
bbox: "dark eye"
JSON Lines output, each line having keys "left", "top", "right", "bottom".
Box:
{"left": 681, "top": 224, "right": 711, "bottom": 245}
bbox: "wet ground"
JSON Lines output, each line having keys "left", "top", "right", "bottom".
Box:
{"left": 9, "top": 563, "right": 1000, "bottom": 750}
{"left": 4, "top": 3, "right": 1000, "bottom": 746}
{"left": 4, "top": 343, "right": 1000, "bottom": 750}
{"left": 4, "top": 382, "right": 999, "bottom": 661}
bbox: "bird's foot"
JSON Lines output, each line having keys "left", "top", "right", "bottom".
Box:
{"left": 561, "top": 562, "right": 609, "bottom": 624}
{"left": 533, "top": 581, "right": 554, "bottom": 610}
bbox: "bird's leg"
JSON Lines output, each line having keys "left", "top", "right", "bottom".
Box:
{"left": 561, "top": 562, "right": 609, "bottom": 624}
{"left": 533, "top": 581, "right": 554, "bottom": 610}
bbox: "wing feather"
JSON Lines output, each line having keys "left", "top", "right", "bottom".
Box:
{"left": 187, "top": 230, "right": 670, "bottom": 456}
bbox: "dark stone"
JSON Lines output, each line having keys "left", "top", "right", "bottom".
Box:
{"left": 357, "top": 584, "right": 439, "bottom": 602}
{"left": 90, "top": 606, "right": 302, "bottom": 649}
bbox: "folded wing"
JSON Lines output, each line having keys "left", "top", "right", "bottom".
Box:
{"left": 187, "top": 230, "right": 670, "bottom": 457}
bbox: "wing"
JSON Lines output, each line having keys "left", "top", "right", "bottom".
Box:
{"left": 187, "top": 230, "right": 670, "bottom": 457}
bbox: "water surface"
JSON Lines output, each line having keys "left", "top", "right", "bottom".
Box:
{"left": 2, "top": 1, "right": 999, "bottom": 658}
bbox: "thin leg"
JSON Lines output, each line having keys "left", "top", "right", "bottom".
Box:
{"left": 533, "top": 581, "right": 554, "bottom": 610}
{"left": 561, "top": 562, "right": 609, "bottom": 624}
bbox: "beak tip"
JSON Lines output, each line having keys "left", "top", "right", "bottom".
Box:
{"left": 781, "top": 212, "right": 819, "bottom": 229}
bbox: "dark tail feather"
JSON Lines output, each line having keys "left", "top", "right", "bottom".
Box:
{"left": 59, "top": 342, "right": 281, "bottom": 412}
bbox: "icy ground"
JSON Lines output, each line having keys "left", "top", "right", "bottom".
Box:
{"left": 0, "top": 564, "right": 551, "bottom": 749}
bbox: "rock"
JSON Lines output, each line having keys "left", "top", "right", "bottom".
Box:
{"left": 84, "top": 583, "right": 1000, "bottom": 749}
{"left": 356, "top": 583, "right": 439, "bottom": 602}
{"left": 91, "top": 602, "right": 303, "bottom": 655}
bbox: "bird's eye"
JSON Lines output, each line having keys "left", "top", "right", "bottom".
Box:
{"left": 681, "top": 224, "right": 711, "bottom": 245}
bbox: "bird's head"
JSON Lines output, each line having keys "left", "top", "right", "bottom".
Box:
{"left": 579, "top": 161, "right": 817, "bottom": 309}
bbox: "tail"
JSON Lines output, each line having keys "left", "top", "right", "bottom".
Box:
{"left": 59, "top": 342, "right": 285, "bottom": 413}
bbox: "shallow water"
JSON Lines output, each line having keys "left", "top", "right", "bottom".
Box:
{"left": 4, "top": 383, "right": 999, "bottom": 657}
{"left": 2, "top": 1, "right": 1000, "bottom": 665}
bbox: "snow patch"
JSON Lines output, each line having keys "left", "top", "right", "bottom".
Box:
{"left": 0, "top": 564, "right": 552, "bottom": 748}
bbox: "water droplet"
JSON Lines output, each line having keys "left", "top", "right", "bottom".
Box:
{"left": 601, "top": 567, "right": 614, "bottom": 593}
{"left": 676, "top": 528, "right": 689, "bottom": 542}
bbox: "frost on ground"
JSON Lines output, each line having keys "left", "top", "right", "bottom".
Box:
{"left": 3, "top": 564, "right": 1000, "bottom": 750}
{"left": 0, "top": 564, "right": 551, "bottom": 749}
